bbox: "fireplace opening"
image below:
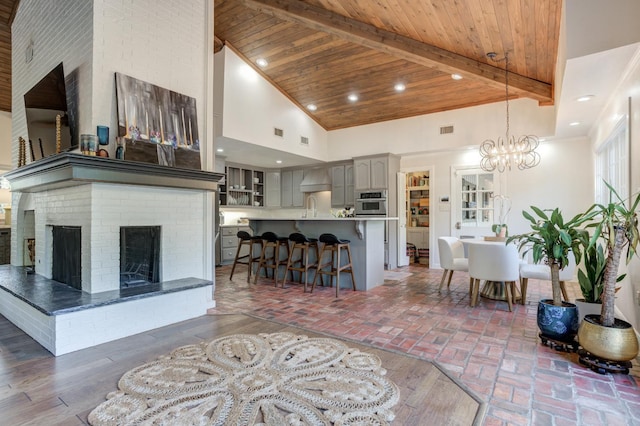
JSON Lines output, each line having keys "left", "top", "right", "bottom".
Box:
{"left": 120, "top": 226, "right": 161, "bottom": 287}
{"left": 52, "top": 226, "right": 82, "bottom": 290}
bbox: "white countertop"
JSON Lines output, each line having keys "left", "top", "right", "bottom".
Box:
{"left": 242, "top": 216, "right": 398, "bottom": 221}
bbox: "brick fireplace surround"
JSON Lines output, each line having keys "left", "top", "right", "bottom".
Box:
{"left": 0, "top": 153, "right": 223, "bottom": 355}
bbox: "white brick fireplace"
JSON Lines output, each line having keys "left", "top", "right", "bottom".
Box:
{"left": 1, "top": 154, "right": 223, "bottom": 355}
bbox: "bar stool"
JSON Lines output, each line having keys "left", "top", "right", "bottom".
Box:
{"left": 254, "top": 232, "right": 290, "bottom": 286}
{"left": 229, "top": 231, "right": 263, "bottom": 282}
{"left": 283, "top": 233, "right": 320, "bottom": 292}
{"left": 311, "top": 233, "right": 356, "bottom": 297}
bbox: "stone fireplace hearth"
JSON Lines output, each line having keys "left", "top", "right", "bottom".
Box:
{"left": 1, "top": 153, "right": 224, "bottom": 355}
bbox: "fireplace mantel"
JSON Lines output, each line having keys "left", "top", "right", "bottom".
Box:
{"left": 4, "top": 153, "right": 224, "bottom": 193}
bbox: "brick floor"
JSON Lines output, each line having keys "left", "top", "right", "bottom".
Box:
{"left": 211, "top": 263, "right": 640, "bottom": 425}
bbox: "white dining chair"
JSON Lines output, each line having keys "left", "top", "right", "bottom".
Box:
{"left": 437, "top": 237, "right": 469, "bottom": 291}
{"left": 519, "top": 254, "right": 576, "bottom": 305}
{"left": 468, "top": 242, "right": 520, "bottom": 312}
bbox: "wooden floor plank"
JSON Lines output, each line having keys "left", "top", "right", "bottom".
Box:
{"left": 0, "top": 313, "right": 482, "bottom": 424}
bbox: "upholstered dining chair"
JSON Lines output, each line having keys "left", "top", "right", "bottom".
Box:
{"left": 519, "top": 254, "right": 576, "bottom": 305}
{"left": 437, "top": 237, "right": 469, "bottom": 291}
{"left": 467, "top": 242, "right": 520, "bottom": 312}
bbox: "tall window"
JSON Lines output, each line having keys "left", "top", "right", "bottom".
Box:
{"left": 595, "top": 118, "right": 629, "bottom": 204}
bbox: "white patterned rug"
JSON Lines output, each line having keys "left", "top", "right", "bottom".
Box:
{"left": 88, "top": 332, "right": 400, "bottom": 425}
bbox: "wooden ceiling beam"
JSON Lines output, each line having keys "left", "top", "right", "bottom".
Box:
{"left": 242, "top": 0, "right": 553, "bottom": 103}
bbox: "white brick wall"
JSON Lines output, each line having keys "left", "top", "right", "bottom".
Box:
{"left": 92, "top": 0, "right": 208, "bottom": 154}
{"left": 12, "top": 0, "right": 94, "bottom": 167}
{"left": 0, "top": 284, "right": 213, "bottom": 356}
{"left": 11, "top": 0, "right": 214, "bottom": 283}
{"left": 29, "top": 183, "right": 207, "bottom": 293}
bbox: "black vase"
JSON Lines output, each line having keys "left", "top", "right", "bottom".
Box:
{"left": 537, "top": 299, "right": 579, "bottom": 342}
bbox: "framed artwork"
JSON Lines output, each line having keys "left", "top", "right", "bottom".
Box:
{"left": 115, "top": 73, "right": 201, "bottom": 169}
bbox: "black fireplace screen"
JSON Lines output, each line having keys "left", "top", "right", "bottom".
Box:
{"left": 120, "top": 226, "right": 160, "bottom": 287}
{"left": 52, "top": 226, "right": 81, "bottom": 290}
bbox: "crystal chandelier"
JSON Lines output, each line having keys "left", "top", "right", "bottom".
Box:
{"left": 479, "top": 52, "right": 540, "bottom": 172}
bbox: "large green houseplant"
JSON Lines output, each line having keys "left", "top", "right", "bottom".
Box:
{"left": 507, "top": 206, "right": 593, "bottom": 342}
{"left": 577, "top": 182, "right": 640, "bottom": 362}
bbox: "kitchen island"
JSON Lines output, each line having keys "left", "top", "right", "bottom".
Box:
{"left": 245, "top": 217, "right": 397, "bottom": 291}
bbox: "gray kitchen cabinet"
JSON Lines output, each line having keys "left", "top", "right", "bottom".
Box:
{"left": 331, "top": 165, "right": 345, "bottom": 207}
{"left": 292, "top": 169, "right": 304, "bottom": 207}
{"left": 265, "top": 171, "right": 281, "bottom": 207}
{"left": 354, "top": 156, "right": 388, "bottom": 190}
{"left": 281, "top": 170, "right": 292, "bottom": 207}
{"left": 345, "top": 164, "right": 354, "bottom": 205}
{"left": 281, "top": 169, "right": 304, "bottom": 207}
{"left": 220, "top": 225, "right": 251, "bottom": 264}
{"left": 331, "top": 163, "right": 354, "bottom": 207}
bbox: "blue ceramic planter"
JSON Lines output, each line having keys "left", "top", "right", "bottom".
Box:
{"left": 537, "top": 299, "right": 579, "bottom": 342}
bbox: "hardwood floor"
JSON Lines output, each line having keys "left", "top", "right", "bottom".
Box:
{"left": 0, "top": 312, "right": 483, "bottom": 425}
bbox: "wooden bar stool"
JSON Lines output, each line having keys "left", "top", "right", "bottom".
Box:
{"left": 254, "top": 232, "right": 290, "bottom": 286}
{"left": 229, "top": 231, "right": 263, "bottom": 282}
{"left": 283, "top": 232, "right": 319, "bottom": 292}
{"left": 311, "top": 233, "right": 356, "bottom": 297}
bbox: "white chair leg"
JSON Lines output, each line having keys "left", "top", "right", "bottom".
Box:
{"left": 439, "top": 269, "right": 449, "bottom": 292}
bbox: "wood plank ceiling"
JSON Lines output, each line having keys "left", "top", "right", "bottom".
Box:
{"left": 0, "top": 0, "right": 562, "bottom": 133}
{"left": 0, "top": 0, "right": 19, "bottom": 113}
{"left": 215, "top": 0, "right": 561, "bottom": 130}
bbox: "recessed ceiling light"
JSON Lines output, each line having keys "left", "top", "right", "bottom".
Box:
{"left": 394, "top": 83, "right": 406, "bottom": 92}
{"left": 347, "top": 93, "right": 359, "bottom": 102}
{"left": 256, "top": 58, "right": 268, "bottom": 68}
{"left": 569, "top": 121, "right": 581, "bottom": 126}
{"left": 216, "top": 148, "right": 224, "bottom": 152}
{"left": 577, "top": 95, "right": 594, "bottom": 102}
{"left": 306, "top": 104, "right": 317, "bottom": 111}
{"left": 451, "top": 73, "right": 463, "bottom": 80}
{"left": 276, "top": 160, "right": 282, "bottom": 164}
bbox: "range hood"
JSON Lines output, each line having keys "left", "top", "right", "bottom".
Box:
{"left": 300, "top": 168, "right": 331, "bottom": 192}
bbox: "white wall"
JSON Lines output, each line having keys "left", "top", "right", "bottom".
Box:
{"left": 216, "top": 47, "right": 329, "bottom": 161}
{"left": 327, "top": 98, "right": 556, "bottom": 160}
{"left": 400, "top": 136, "right": 593, "bottom": 269}
{"left": 590, "top": 48, "right": 640, "bottom": 330}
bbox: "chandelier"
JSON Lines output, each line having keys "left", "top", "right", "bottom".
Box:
{"left": 479, "top": 52, "right": 540, "bottom": 172}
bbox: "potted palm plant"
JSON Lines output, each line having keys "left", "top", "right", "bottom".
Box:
{"left": 575, "top": 241, "right": 625, "bottom": 321}
{"left": 577, "top": 182, "right": 640, "bottom": 364}
{"left": 507, "top": 206, "right": 593, "bottom": 343}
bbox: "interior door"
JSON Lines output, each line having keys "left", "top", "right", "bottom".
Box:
{"left": 450, "top": 166, "right": 499, "bottom": 239}
{"left": 396, "top": 172, "right": 409, "bottom": 266}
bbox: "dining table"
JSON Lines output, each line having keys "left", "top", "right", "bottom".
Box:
{"left": 461, "top": 237, "right": 522, "bottom": 302}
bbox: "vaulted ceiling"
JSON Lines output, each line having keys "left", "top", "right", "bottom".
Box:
{"left": 214, "top": 0, "right": 561, "bottom": 130}
{"left": 1, "top": 0, "right": 562, "bottom": 133}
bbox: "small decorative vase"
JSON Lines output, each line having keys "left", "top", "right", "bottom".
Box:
{"left": 537, "top": 299, "right": 579, "bottom": 342}
{"left": 577, "top": 314, "right": 639, "bottom": 362}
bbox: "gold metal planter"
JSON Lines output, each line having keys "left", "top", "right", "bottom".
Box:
{"left": 577, "top": 314, "right": 639, "bottom": 362}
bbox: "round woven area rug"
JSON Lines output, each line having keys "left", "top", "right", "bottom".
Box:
{"left": 88, "top": 332, "right": 400, "bottom": 425}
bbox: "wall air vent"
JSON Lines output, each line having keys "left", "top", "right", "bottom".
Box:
{"left": 300, "top": 136, "right": 309, "bottom": 145}
{"left": 440, "top": 125, "right": 454, "bottom": 135}
{"left": 274, "top": 127, "right": 284, "bottom": 137}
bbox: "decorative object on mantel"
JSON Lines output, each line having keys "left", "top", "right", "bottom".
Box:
{"left": 97, "top": 125, "right": 109, "bottom": 145}
{"left": 55, "top": 114, "right": 61, "bottom": 153}
{"left": 88, "top": 332, "right": 399, "bottom": 425}
{"left": 18, "top": 137, "right": 26, "bottom": 167}
{"left": 479, "top": 52, "right": 540, "bottom": 173}
{"left": 80, "top": 134, "right": 97, "bottom": 156}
